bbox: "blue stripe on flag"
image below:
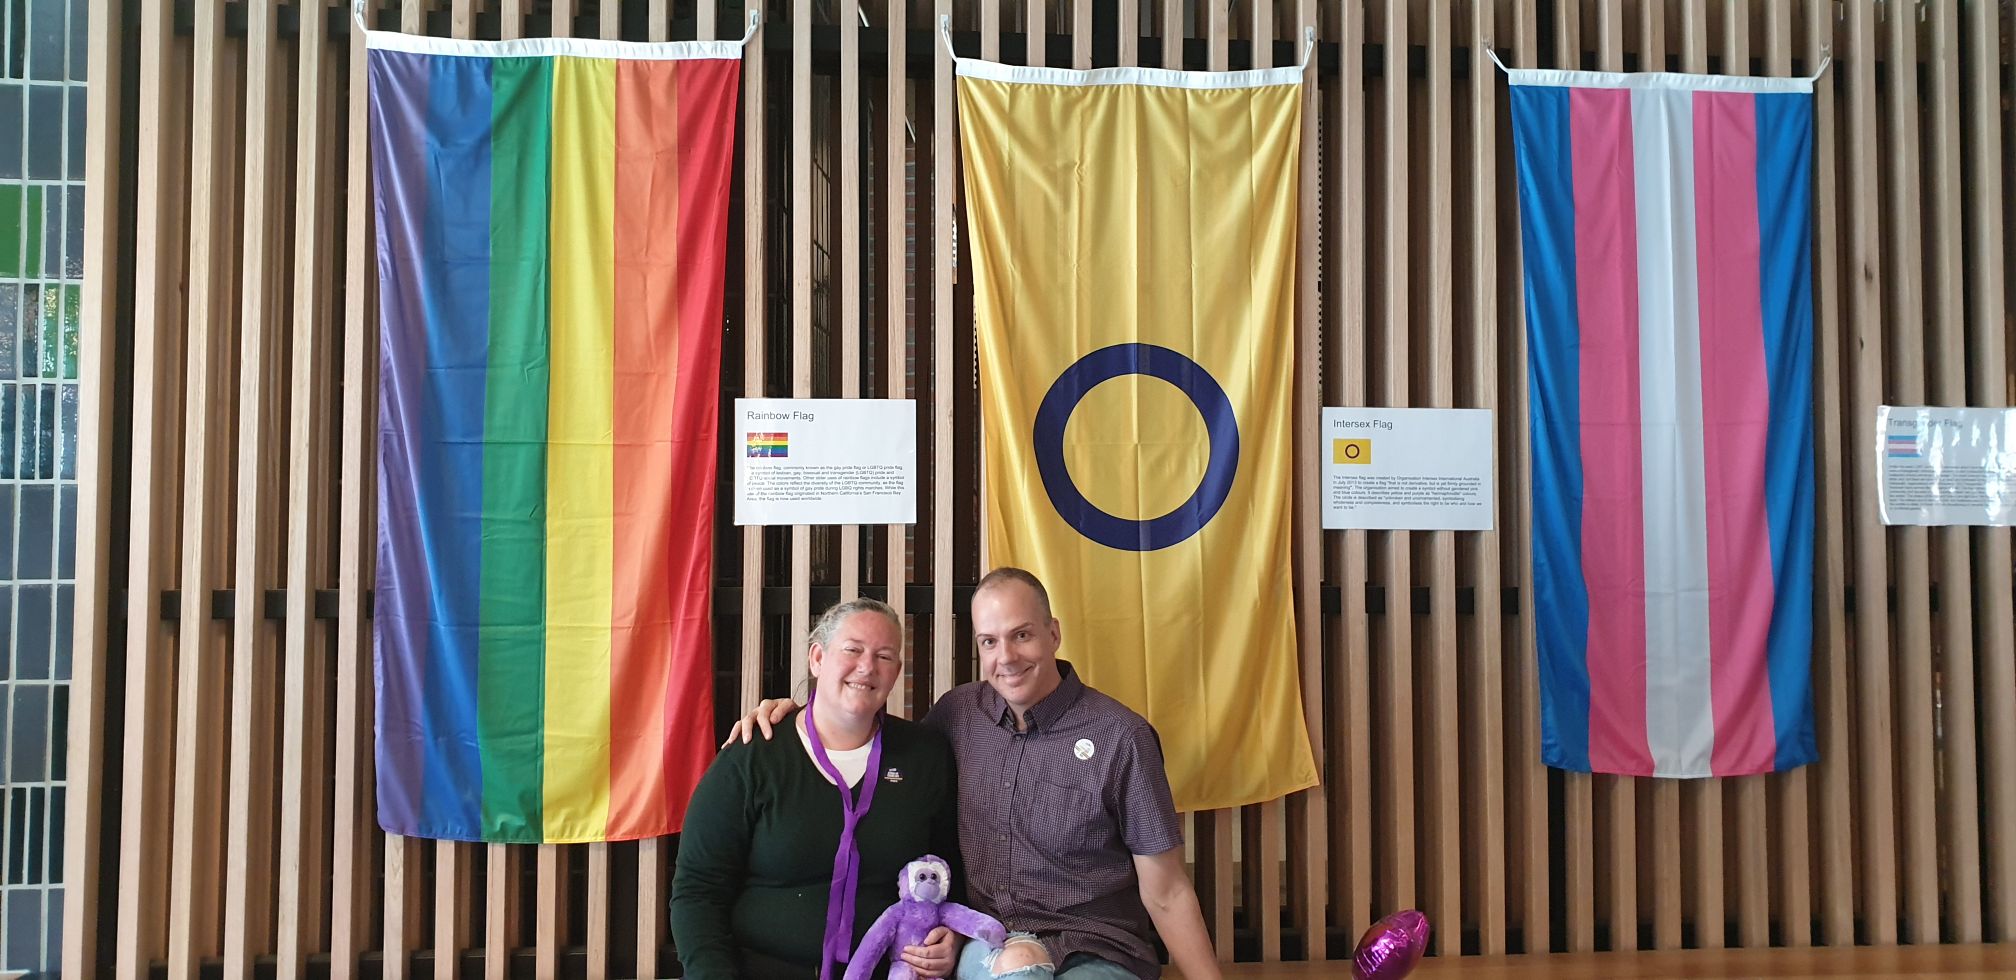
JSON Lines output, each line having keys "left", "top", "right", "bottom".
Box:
{"left": 1511, "top": 85, "right": 1594, "bottom": 773}
{"left": 1754, "top": 91, "right": 1818, "bottom": 772}
{"left": 417, "top": 53, "right": 494, "bottom": 836}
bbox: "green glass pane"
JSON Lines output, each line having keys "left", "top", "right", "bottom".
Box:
{"left": 0, "top": 184, "right": 45, "bottom": 279}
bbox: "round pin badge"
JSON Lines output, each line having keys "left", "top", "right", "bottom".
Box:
{"left": 1074, "top": 738, "right": 1096, "bottom": 761}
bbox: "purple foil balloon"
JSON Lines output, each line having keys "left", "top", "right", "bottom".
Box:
{"left": 1350, "top": 909, "right": 1430, "bottom": 980}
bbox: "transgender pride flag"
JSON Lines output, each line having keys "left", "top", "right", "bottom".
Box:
{"left": 1508, "top": 68, "right": 1817, "bottom": 778}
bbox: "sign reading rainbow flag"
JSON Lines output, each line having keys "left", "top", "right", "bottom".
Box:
{"left": 366, "top": 28, "right": 746, "bottom": 843}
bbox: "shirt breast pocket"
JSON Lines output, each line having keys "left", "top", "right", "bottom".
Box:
{"left": 1024, "top": 779, "right": 1108, "bottom": 869}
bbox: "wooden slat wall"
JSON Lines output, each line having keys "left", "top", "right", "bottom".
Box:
{"left": 60, "top": 1, "right": 2016, "bottom": 977}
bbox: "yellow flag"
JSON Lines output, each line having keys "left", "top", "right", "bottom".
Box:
{"left": 958, "top": 62, "right": 1318, "bottom": 811}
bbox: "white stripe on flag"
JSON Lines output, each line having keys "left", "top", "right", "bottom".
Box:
{"left": 1631, "top": 87, "right": 1718, "bottom": 778}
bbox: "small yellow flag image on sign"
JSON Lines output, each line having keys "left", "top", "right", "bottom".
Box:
{"left": 1334, "top": 438, "right": 1371, "bottom": 465}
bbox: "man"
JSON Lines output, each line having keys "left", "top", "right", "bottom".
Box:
{"left": 728, "top": 568, "right": 1222, "bottom": 980}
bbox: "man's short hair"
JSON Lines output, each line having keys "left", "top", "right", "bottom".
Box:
{"left": 973, "top": 567, "right": 1053, "bottom": 620}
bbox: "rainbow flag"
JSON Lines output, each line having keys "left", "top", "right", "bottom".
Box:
{"left": 366, "top": 29, "right": 743, "bottom": 843}
{"left": 1509, "top": 68, "right": 1816, "bottom": 777}
{"left": 746, "top": 432, "right": 788, "bottom": 457}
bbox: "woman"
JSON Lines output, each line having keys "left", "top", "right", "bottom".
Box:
{"left": 673, "top": 598, "right": 963, "bottom": 980}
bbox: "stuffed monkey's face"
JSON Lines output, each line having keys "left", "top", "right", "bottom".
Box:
{"left": 905, "top": 860, "right": 951, "bottom": 904}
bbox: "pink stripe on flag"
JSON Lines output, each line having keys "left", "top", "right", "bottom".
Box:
{"left": 1570, "top": 87, "right": 1655, "bottom": 776}
{"left": 1692, "top": 91, "right": 1779, "bottom": 775}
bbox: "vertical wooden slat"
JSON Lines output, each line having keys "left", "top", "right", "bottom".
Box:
{"left": 1924, "top": 0, "right": 1981, "bottom": 944}
{"left": 1027, "top": 0, "right": 1045, "bottom": 66}
{"left": 740, "top": 0, "right": 768, "bottom": 720}
{"left": 1672, "top": 0, "right": 1724, "bottom": 954}
{"left": 487, "top": 9, "right": 528, "bottom": 976}
{"left": 1073, "top": 0, "right": 1090, "bottom": 68}
{"left": 1756, "top": 0, "right": 1813, "bottom": 953}
{"left": 1711, "top": 6, "right": 1772, "bottom": 952}
{"left": 1622, "top": 0, "right": 1685, "bottom": 955}
{"left": 437, "top": 2, "right": 482, "bottom": 970}
{"left": 586, "top": 844, "right": 609, "bottom": 978}
{"left": 1163, "top": 0, "right": 1181, "bottom": 68}
{"left": 276, "top": 0, "right": 338, "bottom": 972}
{"left": 535, "top": 846, "right": 563, "bottom": 979}
{"left": 698, "top": 0, "right": 715, "bottom": 38}
{"left": 1288, "top": 0, "right": 1329, "bottom": 962}
{"left": 333, "top": 4, "right": 382, "bottom": 977}
{"left": 1464, "top": 0, "right": 1507, "bottom": 956}
{"left": 1504, "top": 0, "right": 1550, "bottom": 953}
{"left": 1843, "top": 0, "right": 1899, "bottom": 945}
{"left": 60, "top": 0, "right": 127, "bottom": 970}
{"left": 1881, "top": 0, "right": 1941, "bottom": 944}
{"left": 839, "top": 0, "right": 862, "bottom": 607}
{"left": 493, "top": 844, "right": 524, "bottom": 980}
{"left": 883, "top": 0, "right": 908, "bottom": 717}
{"left": 1376, "top": 0, "right": 1418, "bottom": 931}
{"left": 1117, "top": 0, "right": 1137, "bottom": 65}
{"left": 931, "top": 0, "right": 955, "bottom": 701}
{"left": 1420, "top": 0, "right": 1461, "bottom": 958}
{"left": 1326, "top": 0, "right": 1372, "bottom": 950}
{"left": 1803, "top": 0, "right": 1853, "bottom": 950}
{"left": 790, "top": 0, "right": 814, "bottom": 696}
{"left": 1544, "top": 2, "right": 1591, "bottom": 954}
{"left": 1965, "top": 0, "right": 2016, "bottom": 944}
{"left": 982, "top": 0, "right": 999, "bottom": 61}
{"left": 386, "top": 836, "right": 426, "bottom": 980}
{"left": 222, "top": 0, "right": 286, "bottom": 973}
{"left": 167, "top": 0, "right": 241, "bottom": 968}
{"left": 1591, "top": 7, "right": 1636, "bottom": 953}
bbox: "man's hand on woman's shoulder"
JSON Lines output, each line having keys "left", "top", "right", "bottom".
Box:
{"left": 720, "top": 698, "right": 801, "bottom": 746}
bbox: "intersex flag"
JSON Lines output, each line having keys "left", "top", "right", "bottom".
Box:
{"left": 959, "top": 58, "right": 1319, "bottom": 811}
{"left": 366, "top": 28, "right": 743, "bottom": 842}
{"left": 1508, "top": 67, "right": 1818, "bottom": 777}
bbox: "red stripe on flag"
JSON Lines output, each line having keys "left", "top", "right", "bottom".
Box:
{"left": 1693, "top": 91, "right": 1778, "bottom": 775}
{"left": 659, "top": 58, "right": 741, "bottom": 829}
{"left": 1570, "top": 87, "right": 1655, "bottom": 776}
{"left": 608, "top": 58, "right": 684, "bottom": 838}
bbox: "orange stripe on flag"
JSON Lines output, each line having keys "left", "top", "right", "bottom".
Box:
{"left": 607, "top": 59, "right": 682, "bottom": 837}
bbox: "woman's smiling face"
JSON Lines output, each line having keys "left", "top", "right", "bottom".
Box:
{"left": 808, "top": 609, "right": 904, "bottom": 716}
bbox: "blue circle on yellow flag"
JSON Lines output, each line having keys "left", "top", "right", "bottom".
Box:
{"left": 1032, "top": 343, "right": 1240, "bottom": 552}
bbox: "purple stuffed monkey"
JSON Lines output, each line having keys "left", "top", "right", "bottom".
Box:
{"left": 843, "top": 855, "right": 1006, "bottom": 980}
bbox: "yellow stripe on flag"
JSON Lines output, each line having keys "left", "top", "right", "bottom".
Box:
{"left": 960, "top": 74, "right": 1318, "bottom": 811}
{"left": 544, "top": 55, "right": 616, "bottom": 841}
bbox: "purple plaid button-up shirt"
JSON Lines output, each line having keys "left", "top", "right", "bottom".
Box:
{"left": 923, "top": 661, "right": 1184, "bottom": 979}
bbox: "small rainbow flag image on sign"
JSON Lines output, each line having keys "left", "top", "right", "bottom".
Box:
{"left": 366, "top": 27, "right": 746, "bottom": 843}
{"left": 746, "top": 432, "right": 789, "bottom": 457}
{"left": 1886, "top": 433, "right": 1922, "bottom": 458}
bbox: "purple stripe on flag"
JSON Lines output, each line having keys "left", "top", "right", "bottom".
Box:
{"left": 370, "top": 48, "right": 434, "bottom": 836}
{"left": 1692, "top": 91, "right": 1779, "bottom": 775}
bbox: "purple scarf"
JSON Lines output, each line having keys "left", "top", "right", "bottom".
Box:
{"left": 802, "top": 690, "right": 886, "bottom": 980}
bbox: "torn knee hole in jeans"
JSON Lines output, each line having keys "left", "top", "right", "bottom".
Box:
{"left": 984, "top": 933, "right": 1054, "bottom": 978}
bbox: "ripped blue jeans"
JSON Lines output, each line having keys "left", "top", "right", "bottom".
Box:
{"left": 953, "top": 932, "right": 1140, "bottom": 980}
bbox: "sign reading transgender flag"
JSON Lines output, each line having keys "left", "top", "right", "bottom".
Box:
{"left": 366, "top": 28, "right": 744, "bottom": 842}
{"left": 1508, "top": 68, "right": 1817, "bottom": 778}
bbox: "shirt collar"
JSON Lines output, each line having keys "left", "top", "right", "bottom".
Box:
{"left": 984, "top": 659, "right": 1086, "bottom": 734}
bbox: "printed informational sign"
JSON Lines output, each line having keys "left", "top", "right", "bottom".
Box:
{"left": 734, "top": 398, "right": 917, "bottom": 525}
{"left": 1321, "top": 408, "right": 1495, "bottom": 530}
{"left": 1877, "top": 405, "right": 2016, "bottom": 526}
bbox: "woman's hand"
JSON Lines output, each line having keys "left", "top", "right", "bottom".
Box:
{"left": 719, "top": 698, "right": 800, "bottom": 746}
{"left": 900, "top": 927, "right": 958, "bottom": 979}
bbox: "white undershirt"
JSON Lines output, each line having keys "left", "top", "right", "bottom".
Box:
{"left": 798, "top": 716, "right": 871, "bottom": 788}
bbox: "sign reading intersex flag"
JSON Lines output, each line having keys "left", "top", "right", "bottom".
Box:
{"left": 1507, "top": 66, "right": 1818, "bottom": 778}
{"left": 366, "top": 27, "right": 745, "bottom": 843}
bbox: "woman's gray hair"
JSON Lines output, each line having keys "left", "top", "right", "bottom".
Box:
{"left": 808, "top": 596, "right": 903, "bottom": 651}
